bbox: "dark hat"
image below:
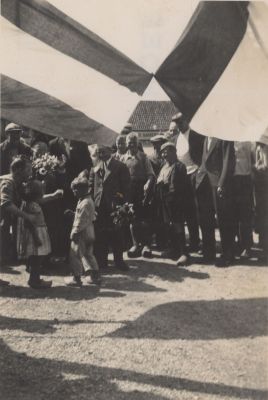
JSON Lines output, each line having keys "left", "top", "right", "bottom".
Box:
{"left": 97, "top": 144, "right": 112, "bottom": 151}
{"left": 160, "top": 141, "right": 176, "bottom": 152}
{"left": 121, "top": 122, "right": 133, "bottom": 135}
{"left": 150, "top": 134, "right": 167, "bottom": 144}
{"left": 5, "top": 123, "right": 23, "bottom": 133}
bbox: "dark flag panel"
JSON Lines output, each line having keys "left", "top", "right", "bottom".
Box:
{"left": 155, "top": 1, "right": 249, "bottom": 121}
{"left": 1, "top": 0, "right": 152, "bottom": 95}
{"left": 1, "top": 74, "right": 118, "bottom": 145}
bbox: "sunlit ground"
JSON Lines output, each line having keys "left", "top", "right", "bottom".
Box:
{"left": 0, "top": 243, "right": 267, "bottom": 400}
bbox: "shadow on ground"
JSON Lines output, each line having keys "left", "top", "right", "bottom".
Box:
{"left": 109, "top": 297, "right": 268, "bottom": 340}
{"left": 0, "top": 315, "right": 129, "bottom": 335}
{"left": 0, "top": 339, "right": 266, "bottom": 400}
{"left": 0, "top": 285, "right": 125, "bottom": 301}
{"left": 126, "top": 259, "right": 210, "bottom": 283}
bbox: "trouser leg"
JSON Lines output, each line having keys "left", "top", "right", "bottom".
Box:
{"left": 233, "top": 176, "right": 253, "bottom": 251}
{"left": 69, "top": 241, "right": 84, "bottom": 277}
{"left": 83, "top": 242, "right": 99, "bottom": 271}
{"left": 196, "top": 178, "right": 216, "bottom": 259}
{"left": 28, "top": 256, "right": 42, "bottom": 283}
{"left": 185, "top": 172, "right": 200, "bottom": 249}
{"left": 212, "top": 185, "right": 235, "bottom": 260}
{"left": 94, "top": 224, "right": 109, "bottom": 269}
{"left": 110, "top": 228, "right": 124, "bottom": 264}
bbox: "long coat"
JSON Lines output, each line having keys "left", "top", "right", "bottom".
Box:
{"left": 88, "top": 158, "right": 130, "bottom": 223}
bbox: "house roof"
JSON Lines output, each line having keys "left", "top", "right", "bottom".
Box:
{"left": 128, "top": 101, "right": 178, "bottom": 132}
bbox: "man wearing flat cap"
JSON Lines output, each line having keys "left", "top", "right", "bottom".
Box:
{"left": 149, "top": 134, "right": 167, "bottom": 176}
{"left": 148, "top": 134, "right": 167, "bottom": 249}
{"left": 0, "top": 123, "right": 32, "bottom": 175}
{"left": 88, "top": 144, "right": 130, "bottom": 270}
{"left": 156, "top": 142, "right": 189, "bottom": 265}
{"left": 167, "top": 113, "right": 204, "bottom": 252}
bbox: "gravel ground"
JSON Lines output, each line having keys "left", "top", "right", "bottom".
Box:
{"left": 0, "top": 252, "right": 268, "bottom": 400}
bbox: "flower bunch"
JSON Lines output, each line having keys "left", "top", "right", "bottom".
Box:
{"left": 111, "top": 202, "right": 135, "bottom": 228}
{"left": 32, "top": 153, "right": 61, "bottom": 179}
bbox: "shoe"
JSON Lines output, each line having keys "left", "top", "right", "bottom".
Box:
{"left": 99, "top": 264, "right": 109, "bottom": 270}
{"left": 141, "top": 246, "right": 152, "bottom": 258}
{"left": 0, "top": 278, "right": 10, "bottom": 287}
{"left": 28, "top": 279, "right": 52, "bottom": 289}
{"left": 115, "top": 260, "right": 129, "bottom": 271}
{"left": 85, "top": 271, "right": 102, "bottom": 285}
{"left": 50, "top": 256, "right": 66, "bottom": 264}
{"left": 127, "top": 245, "right": 142, "bottom": 258}
{"left": 64, "top": 276, "right": 82, "bottom": 287}
{"left": 160, "top": 249, "right": 176, "bottom": 259}
{"left": 202, "top": 256, "right": 216, "bottom": 265}
{"left": 240, "top": 249, "right": 251, "bottom": 260}
{"left": 215, "top": 257, "right": 234, "bottom": 268}
{"left": 188, "top": 244, "right": 200, "bottom": 253}
{"left": 176, "top": 254, "right": 190, "bottom": 266}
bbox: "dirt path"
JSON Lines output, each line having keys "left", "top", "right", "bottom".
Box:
{"left": 0, "top": 255, "right": 267, "bottom": 400}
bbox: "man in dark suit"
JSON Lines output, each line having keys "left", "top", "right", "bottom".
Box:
{"left": 88, "top": 145, "right": 130, "bottom": 270}
{"left": 167, "top": 113, "right": 204, "bottom": 251}
{"left": 196, "top": 137, "right": 236, "bottom": 266}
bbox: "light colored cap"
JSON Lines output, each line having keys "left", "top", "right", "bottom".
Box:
{"left": 5, "top": 123, "right": 22, "bottom": 132}
{"left": 160, "top": 141, "right": 176, "bottom": 152}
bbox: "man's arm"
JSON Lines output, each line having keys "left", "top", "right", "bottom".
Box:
{"left": 39, "top": 189, "right": 63, "bottom": 204}
{"left": 4, "top": 203, "right": 36, "bottom": 224}
{"left": 88, "top": 168, "right": 95, "bottom": 196}
{"left": 118, "top": 163, "right": 131, "bottom": 202}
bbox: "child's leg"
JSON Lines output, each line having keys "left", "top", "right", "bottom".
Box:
{"left": 83, "top": 242, "right": 101, "bottom": 284}
{"left": 28, "top": 256, "right": 41, "bottom": 285}
{"left": 68, "top": 241, "right": 83, "bottom": 284}
{"left": 28, "top": 256, "right": 52, "bottom": 288}
{"left": 83, "top": 242, "right": 99, "bottom": 270}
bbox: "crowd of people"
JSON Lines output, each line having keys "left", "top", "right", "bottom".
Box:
{"left": 0, "top": 114, "right": 267, "bottom": 289}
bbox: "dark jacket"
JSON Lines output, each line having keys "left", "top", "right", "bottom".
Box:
{"left": 196, "top": 137, "right": 235, "bottom": 189}
{"left": 157, "top": 161, "right": 188, "bottom": 223}
{"left": 89, "top": 158, "right": 130, "bottom": 213}
{"left": 0, "top": 140, "right": 32, "bottom": 175}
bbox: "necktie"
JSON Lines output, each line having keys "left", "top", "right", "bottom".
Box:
{"left": 100, "top": 161, "right": 106, "bottom": 179}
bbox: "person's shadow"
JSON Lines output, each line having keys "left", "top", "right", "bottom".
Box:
{"left": 109, "top": 297, "right": 268, "bottom": 340}
{"left": 0, "top": 284, "right": 125, "bottom": 301}
{"left": 1, "top": 338, "right": 267, "bottom": 400}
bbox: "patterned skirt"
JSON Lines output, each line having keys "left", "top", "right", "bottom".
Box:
{"left": 17, "top": 220, "right": 51, "bottom": 259}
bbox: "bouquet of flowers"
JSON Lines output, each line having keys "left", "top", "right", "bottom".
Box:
{"left": 111, "top": 202, "right": 135, "bottom": 228}
{"left": 32, "top": 153, "right": 61, "bottom": 180}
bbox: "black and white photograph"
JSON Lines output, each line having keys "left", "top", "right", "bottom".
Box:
{"left": 0, "top": 1, "right": 268, "bottom": 399}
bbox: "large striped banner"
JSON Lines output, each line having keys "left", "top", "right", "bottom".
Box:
{"left": 1, "top": 0, "right": 152, "bottom": 144}
{"left": 1, "top": 1, "right": 268, "bottom": 144}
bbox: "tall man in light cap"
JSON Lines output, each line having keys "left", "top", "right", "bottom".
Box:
{"left": 167, "top": 113, "right": 204, "bottom": 251}
{"left": 0, "top": 123, "right": 32, "bottom": 175}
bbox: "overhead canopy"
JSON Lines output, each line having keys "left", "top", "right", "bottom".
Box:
{"left": 1, "top": 0, "right": 153, "bottom": 144}
{"left": 156, "top": 1, "right": 268, "bottom": 143}
{"left": 1, "top": 1, "right": 268, "bottom": 144}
